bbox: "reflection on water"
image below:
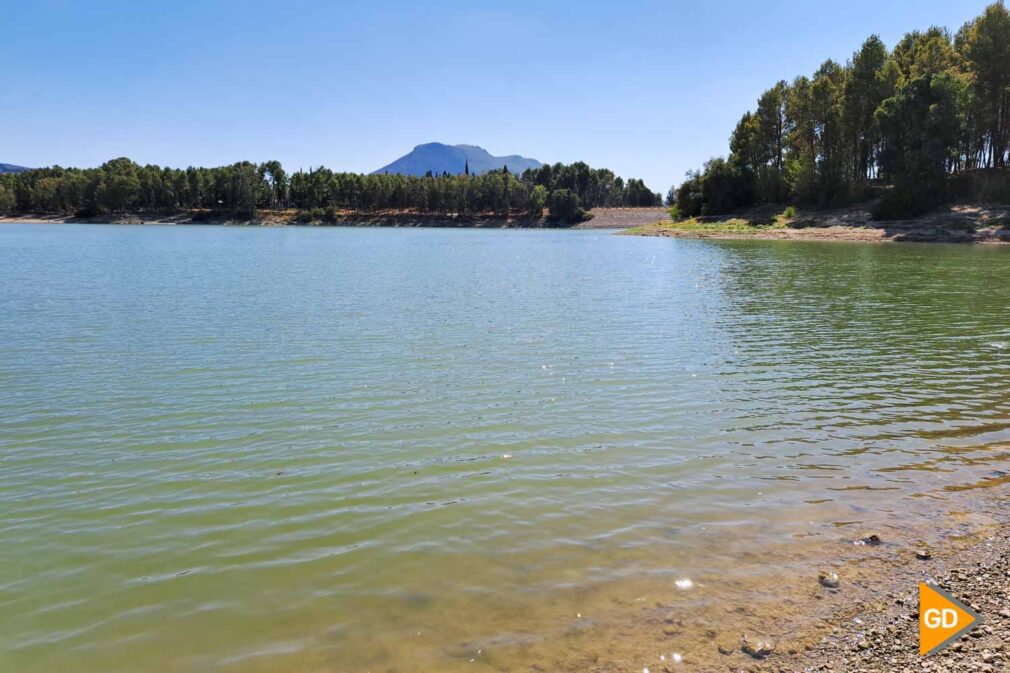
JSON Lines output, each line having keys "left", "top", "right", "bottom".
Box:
{"left": 0, "top": 226, "right": 1008, "bottom": 672}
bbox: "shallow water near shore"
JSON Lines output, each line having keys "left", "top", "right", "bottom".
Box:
{"left": 1, "top": 224, "right": 1009, "bottom": 672}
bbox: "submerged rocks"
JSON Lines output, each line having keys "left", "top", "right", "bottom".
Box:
{"left": 856, "top": 534, "right": 883, "bottom": 546}
{"left": 740, "top": 635, "right": 775, "bottom": 658}
{"left": 818, "top": 571, "right": 840, "bottom": 588}
{"left": 915, "top": 548, "right": 933, "bottom": 560}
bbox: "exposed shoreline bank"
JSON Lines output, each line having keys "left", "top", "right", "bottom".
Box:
{"left": 0, "top": 207, "right": 668, "bottom": 230}
{"left": 625, "top": 203, "right": 1010, "bottom": 244}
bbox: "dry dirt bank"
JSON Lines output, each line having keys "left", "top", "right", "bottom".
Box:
{"left": 0, "top": 207, "right": 667, "bottom": 229}
{"left": 625, "top": 203, "right": 1010, "bottom": 244}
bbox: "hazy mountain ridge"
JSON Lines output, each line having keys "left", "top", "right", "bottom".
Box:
{"left": 373, "top": 143, "right": 542, "bottom": 176}
{"left": 0, "top": 164, "right": 29, "bottom": 174}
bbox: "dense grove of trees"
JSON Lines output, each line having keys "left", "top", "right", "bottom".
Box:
{"left": 0, "top": 158, "right": 661, "bottom": 224}
{"left": 672, "top": 3, "right": 1010, "bottom": 219}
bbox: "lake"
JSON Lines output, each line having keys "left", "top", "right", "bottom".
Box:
{"left": 2, "top": 224, "right": 1009, "bottom": 672}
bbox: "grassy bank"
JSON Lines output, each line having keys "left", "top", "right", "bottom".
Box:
{"left": 629, "top": 210, "right": 791, "bottom": 235}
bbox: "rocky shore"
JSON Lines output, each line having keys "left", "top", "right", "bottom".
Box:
{"left": 686, "top": 517, "right": 1010, "bottom": 670}
{"left": 598, "top": 527, "right": 1010, "bottom": 673}
{"left": 786, "top": 532, "right": 1009, "bottom": 673}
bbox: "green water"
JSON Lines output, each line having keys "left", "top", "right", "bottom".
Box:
{"left": 1, "top": 225, "right": 1009, "bottom": 672}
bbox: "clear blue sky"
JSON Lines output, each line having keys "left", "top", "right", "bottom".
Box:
{"left": 3, "top": 0, "right": 987, "bottom": 194}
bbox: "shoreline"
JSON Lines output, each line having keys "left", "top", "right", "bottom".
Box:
{"left": 624, "top": 203, "right": 1010, "bottom": 244}
{"left": 625, "top": 223, "right": 1010, "bottom": 244}
{"left": 429, "top": 476, "right": 1010, "bottom": 673}
{"left": 791, "top": 529, "right": 1005, "bottom": 670}
{"left": 588, "top": 493, "right": 1010, "bottom": 673}
{"left": 0, "top": 207, "right": 667, "bottom": 230}
{"left": 785, "top": 513, "right": 1008, "bottom": 672}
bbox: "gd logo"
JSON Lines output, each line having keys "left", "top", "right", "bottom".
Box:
{"left": 923, "top": 607, "right": 959, "bottom": 629}
{"left": 919, "top": 582, "right": 983, "bottom": 656}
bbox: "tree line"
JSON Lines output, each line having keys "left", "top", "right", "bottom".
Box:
{"left": 0, "top": 157, "right": 661, "bottom": 224}
{"left": 672, "top": 2, "right": 1010, "bottom": 219}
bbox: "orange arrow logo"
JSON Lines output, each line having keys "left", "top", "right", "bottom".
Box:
{"left": 919, "top": 582, "right": 983, "bottom": 656}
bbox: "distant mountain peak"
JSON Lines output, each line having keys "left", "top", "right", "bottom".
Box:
{"left": 373, "top": 143, "right": 542, "bottom": 177}
{"left": 0, "top": 163, "right": 30, "bottom": 174}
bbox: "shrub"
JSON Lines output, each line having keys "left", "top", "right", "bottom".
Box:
{"left": 528, "top": 185, "right": 548, "bottom": 217}
{"left": 948, "top": 169, "right": 1010, "bottom": 203}
{"left": 675, "top": 172, "right": 705, "bottom": 218}
{"left": 547, "top": 189, "right": 586, "bottom": 224}
{"left": 873, "top": 187, "right": 927, "bottom": 220}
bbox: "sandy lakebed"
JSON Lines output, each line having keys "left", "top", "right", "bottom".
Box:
{"left": 531, "top": 485, "right": 1010, "bottom": 673}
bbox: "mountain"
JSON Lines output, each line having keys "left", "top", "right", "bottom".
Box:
{"left": 0, "top": 163, "right": 29, "bottom": 173}
{"left": 373, "top": 143, "right": 542, "bottom": 176}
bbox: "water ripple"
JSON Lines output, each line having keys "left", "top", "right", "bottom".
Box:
{"left": 1, "top": 226, "right": 1009, "bottom": 671}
